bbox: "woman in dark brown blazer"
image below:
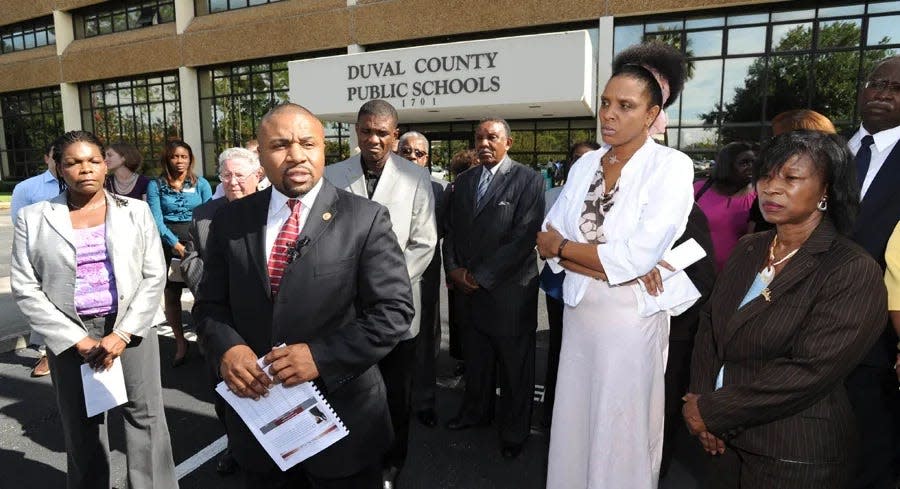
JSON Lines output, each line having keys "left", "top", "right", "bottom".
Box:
{"left": 685, "top": 131, "right": 888, "bottom": 488}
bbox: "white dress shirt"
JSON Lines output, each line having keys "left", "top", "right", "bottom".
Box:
{"left": 848, "top": 124, "right": 900, "bottom": 198}
{"left": 264, "top": 179, "right": 323, "bottom": 260}
{"left": 545, "top": 138, "right": 700, "bottom": 316}
{"left": 11, "top": 170, "right": 59, "bottom": 222}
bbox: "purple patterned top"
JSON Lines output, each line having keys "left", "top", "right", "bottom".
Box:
{"left": 74, "top": 224, "right": 118, "bottom": 316}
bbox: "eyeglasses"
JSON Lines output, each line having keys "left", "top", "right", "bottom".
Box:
{"left": 399, "top": 147, "right": 428, "bottom": 158}
{"left": 864, "top": 79, "right": 900, "bottom": 93}
{"left": 219, "top": 172, "right": 252, "bottom": 183}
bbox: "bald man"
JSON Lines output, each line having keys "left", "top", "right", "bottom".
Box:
{"left": 194, "top": 103, "right": 414, "bottom": 488}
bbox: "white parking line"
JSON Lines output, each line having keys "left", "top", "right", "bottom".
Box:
{"left": 175, "top": 435, "right": 228, "bottom": 480}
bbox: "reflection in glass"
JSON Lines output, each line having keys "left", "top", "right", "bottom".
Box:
{"left": 687, "top": 30, "right": 723, "bottom": 57}
{"left": 868, "top": 14, "right": 900, "bottom": 45}
{"left": 771, "top": 10, "right": 814, "bottom": 22}
{"left": 766, "top": 55, "right": 811, "bottom": 120}
{"left": 813, "top": 52, "right": 860, "bottom": 123}
{"left": 770, "top": 22, "right": 813, "bottom": 51}
{"left": 719, "top": 57, "right": 762, "bottom": 125}
{"left": 727, "top": 13, "right": 768, "bottom": 26}
{"left": 645, "top": 31, "right": 682, "bottom": 51}
{"left": 646, "top": 20, "right": 683, "bottom": 32}
{"left": 818, "top": 19, "right": 861, "bottom": 48}
{"left": 868, "top": 1, "right": 900, "bottom": 14}
{"left": 728, "top": 26, "right": 766, "bottom": 54}
{"left": 679, "top": 127, "right": 719, "bottom": 152}
{"left": 818, "top": 4, "right": 865, "bottom": 17}
{"left": 686, "top": 17, "right": 724, "bottom": 29}
{"left": 680, "top": 60, "right": 723, "bottom": 125}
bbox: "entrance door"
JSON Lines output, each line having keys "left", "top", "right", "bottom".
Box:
{"left": 424, "top": 132, "right": 472, "bottom": 176}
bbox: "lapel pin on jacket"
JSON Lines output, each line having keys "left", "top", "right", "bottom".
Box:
{"left": 323, "top": 212, "right": 332, "bottom": 221}
{"left": 761, "top": 288, "right": 771, "bottom": 302}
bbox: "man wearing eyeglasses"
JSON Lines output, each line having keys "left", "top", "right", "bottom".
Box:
{"left": 180, "top": 146, "right": 264, "bottom": 476}
{"left": 846, "top": 54, "right": 900, "bottom": 489}
{"left": 326, "top": 101, "right": 437, "bottom": 489}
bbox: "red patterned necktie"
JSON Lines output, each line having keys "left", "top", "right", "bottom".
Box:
{"left": 268, "top": 198, "right": 301, "bottom": 295}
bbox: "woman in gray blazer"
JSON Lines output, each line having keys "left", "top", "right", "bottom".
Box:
{"left": 11, "top": 131, "right": 177, "bottom": 489}
{"left": 686, "top": 131, "right": 887, "bottom": 488}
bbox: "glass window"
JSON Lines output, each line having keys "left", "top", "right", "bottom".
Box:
{"left": 727, "top": 13, "right": 768, "bottom": 26}
{"left": 813, "top": 52, "right": 860, "bottom": 124}
{"left": 728, "top": 26, "right": 767, "bottom": 54}
{"left": 205, "top": 0, "right": 282, "bottom": 14}
{"left": 687, "top": 30, "right": 723, "bottom": 57}
{"left": 818, "top": 19, "right": 862, "bottom": 48}
{"left": 868, "top": 14, "right": 900, "bottom": 45}
{"left": 80, "top": 73, "right": 182, "bottom": 174}
{"left": 0, "top": 17, "right": 55, "bottom": 54}
{"left": 199, "top": 59, "right": 334, "bottom": 171}
{"left": 819, "top": 5, "right": 866, "bottom": 17}
{"left": 680, "top": 59, "right": 723, "bottom": 125}
{"left": 0, "top": 87, "right": 64, "bottom": 179}
{"left": 869, "top": 1, "right": 900, "bottom": 14}
{"left": 77, "top": 1, "right": 176, "bottom": 39}
{"left": 614, "top": 24, "right": 643, "bottom": 56}
{"left": 686, "top": 17, "right": 724, "bottom": 29}
{"left": 771, "top": 10, "right": 815, "bottom": 22}
{"left": 771, "top": 22, "right": 813, "bottom": 52}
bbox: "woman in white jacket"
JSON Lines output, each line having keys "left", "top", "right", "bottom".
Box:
{"left": 538, "top": 42, "right": 695, "bottom": 489}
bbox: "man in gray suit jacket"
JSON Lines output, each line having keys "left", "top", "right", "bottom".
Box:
{"left": 325, "top": 101, "right": 437, "bottom": 489}
{"left": 443, "top": 118, "right": 544, "bottom": 459}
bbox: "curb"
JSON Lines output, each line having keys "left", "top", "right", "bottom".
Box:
{"left": 0, "top": 332, "right": 29, "bottom": 353}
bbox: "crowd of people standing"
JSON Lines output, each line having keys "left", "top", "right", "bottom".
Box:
{"left": 6, "top": 42, "right": 900, "bottom": 489}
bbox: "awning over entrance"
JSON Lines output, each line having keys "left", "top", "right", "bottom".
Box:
{"left": 288, "top": 31, "right": 596, "bottom": 123}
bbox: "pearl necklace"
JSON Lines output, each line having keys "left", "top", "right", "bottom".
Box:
{"left": 759, "top": 235, "right": 800, "bottom": 285}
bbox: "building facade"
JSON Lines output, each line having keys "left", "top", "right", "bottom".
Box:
{"left": 0, "top": 0, "right": 897, "bottom": 180}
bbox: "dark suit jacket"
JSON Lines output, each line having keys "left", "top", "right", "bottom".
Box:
{"left": 193, "top": 182, "right": 414, "bottom": 477}
{"left": 442, "top": 157, "right": 544, "bottom": 337}
{"left": 852, "top": 137, "right": 900, "bottom": 367}
{"left": 180, "top": 197, "right": 228, "bottom": 294}
{"left": 690, "top": 219, "right": 887, "bottom": 463}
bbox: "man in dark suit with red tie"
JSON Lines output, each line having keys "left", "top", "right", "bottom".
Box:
{"left": 846, "top": 54, "right": 900, "bottom": 489}
{"left": 442, "top": 118, "right": 545, "bottom": 459}
{"left": 194, "top": 103, "right": 414, "bottom": 488}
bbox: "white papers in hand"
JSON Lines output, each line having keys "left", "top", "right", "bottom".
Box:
{"left": 80, "top": 358, "right": 128, "bottom": 417}
{"left": 659, "top": 238, "right": 707, "bottom": 281}
{"left": 215, "top": 347, "right": 349, "bottom": 471}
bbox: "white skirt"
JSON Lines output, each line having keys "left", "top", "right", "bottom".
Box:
{"left": 546, "top": 279, "right": 669, "bottom": 489}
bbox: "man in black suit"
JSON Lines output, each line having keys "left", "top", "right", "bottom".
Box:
{"left": 846, "top": 54, "right": 900, "bottom": 489}
{"left": 194, "top": 103, "right": 414, "bottom": 488}
{"left": 442, "top": 118, "right": 544, "bottom": 459}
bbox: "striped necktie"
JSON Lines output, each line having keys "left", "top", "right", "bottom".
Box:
{"left": 268, "top": 199, "right": 301, "bottom": 295}
{"left": 476, "top": 169, "right": 493, "bottom": 204}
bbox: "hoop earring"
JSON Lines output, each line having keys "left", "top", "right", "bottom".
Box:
{"left": 817, "top": 197, "right": 828, "bottom": 212}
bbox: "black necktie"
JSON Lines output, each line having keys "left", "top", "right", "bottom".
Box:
{"left": 855, "top": 135, "right": 874, "bottom": 190}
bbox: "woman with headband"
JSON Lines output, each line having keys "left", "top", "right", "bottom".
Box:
{"left": 537, "top": 42, "right": 695, "bottom": 488}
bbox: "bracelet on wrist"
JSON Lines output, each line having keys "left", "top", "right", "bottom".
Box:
{"left": 112, "top": 329, "right": 131, "bottom": 345}
{"left": 557, "top": 239, "right": 570, "bottom": 259}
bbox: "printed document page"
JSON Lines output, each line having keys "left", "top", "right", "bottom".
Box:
{"left": 215, "top": 347, "right": 349, "bottom": 471}
{"left": 81, "top": 358, "right": 128, "bottom": 417}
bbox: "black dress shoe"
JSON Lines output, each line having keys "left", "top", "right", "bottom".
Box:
{"left": 445, "top": 416, "right": 488, "bottom": 431}
{"left": 216, "top": 449, "right": 238, "bottom": 475}
{"left": 416, "top": 408, "right": 438, "bottom": 428}
{"left": 453, "top": 361, "right": 466, "bottom": 377}
{"left": 500, "top": 443, "right": 523, "bottom": 459}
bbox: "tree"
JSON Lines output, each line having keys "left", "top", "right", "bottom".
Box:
{"left": 700, "top": 21, "right": 895, "bottom": 143}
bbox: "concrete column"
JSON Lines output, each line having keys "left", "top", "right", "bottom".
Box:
{"left": 0, "top": 104, "right": 8, "bottom": 179}
{"left": 596, "top": 16, "right": 614, "bottom": 144}
{"left": 52, "top": 10, "right": 74, "bottom": 55}
{"left": 178, "top": 66, "right": 204, "bottom": 176}
{"left": 345, "top": 44, "right": 365, "bottom": 151}
{"left": 174, "top": 0, "right": 195, "bottom": 35}
{"left": 60, "top": 82, "right": 81, "bottom": 132}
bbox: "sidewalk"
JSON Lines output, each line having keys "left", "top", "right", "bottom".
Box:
{"left": 0, "top": 209, "right": 29, "bottom": 352}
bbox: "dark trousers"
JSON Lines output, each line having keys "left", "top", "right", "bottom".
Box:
{"left": 706, "top": 444, "right": 851, "bottom": 489}
{"left": 661, "top": 336, "right": 695, "bottom": 477}
{"left": 413, "top": 255, "right": 442, "bottom": 412}
{"left": 378, "top": 337, "right": 418, "bottom": 470}
{"left": 243, "top": 463, "right": 381, "bottom": 489}
{"left": 448, "top": 288, "right": 463, "bottom": 360}
{"left": 458, "top": 317, "right": 535, "bottom": 446}
{"left": 543, "top": 294, "right": 564, "bottom": 427}
{"left": 846, "top": 365, "right": 899, "bottom": 489}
